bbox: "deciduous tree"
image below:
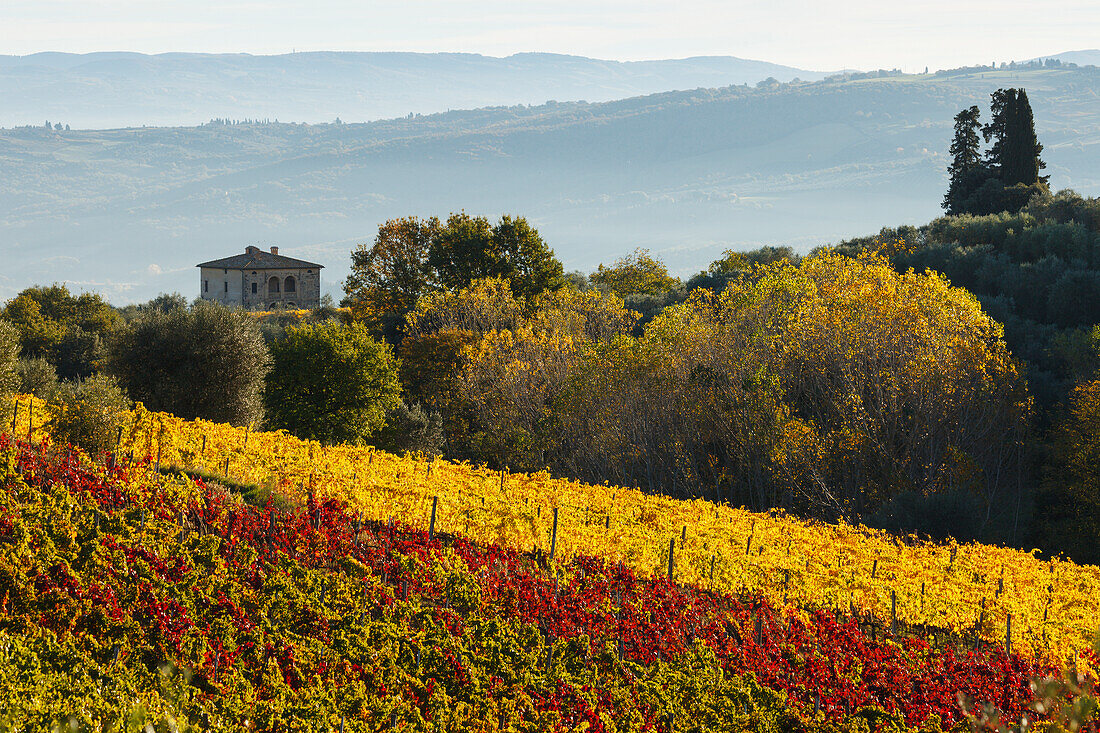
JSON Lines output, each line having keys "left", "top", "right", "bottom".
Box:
{"left": 427, "top": 213, "right": 564, "bottom": 299}
{"left": 1, "top": 284, "right": 119, "bottom": 379}
{"left": 264, "top": 322, "right": 401, "bottom": 444}
{"left": 589, "top": 248, "right": 680, "bottom": 298}
{"left": 342, "top": 216, "right": 439, "bottom": 339}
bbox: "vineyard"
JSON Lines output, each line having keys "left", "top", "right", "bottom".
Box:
{"left": 11, "top": 396, "right": 1098, "bottom": 662}
{"left": 1, "top": 395, "right": 1099, "bottom": 729}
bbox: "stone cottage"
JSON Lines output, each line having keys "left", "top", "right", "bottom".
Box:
{"left": 197, "top": 246, "right": 323, "bottom": 310}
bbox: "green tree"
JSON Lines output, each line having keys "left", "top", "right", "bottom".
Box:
{"left": 944, "top": 90, "right": 1048, "bottom": 216}
{"left": 428, "top": 213, "right": 497, "bottom": 291}
{"left": 1036, "top": 378, "right": 1100, "bottom": 564}
{"left": 1, "top": 284, "right": 119, "bottom": 379}
{"left": 1006, "top": 89, "right": 1048, "bottom": 187}
{"left": 490, "top": 215, "right": 566, "bottom": 299}
{"left": 986, "top": 88, "right": 1047, "bottom": 188}
{"left": 107, "top": 302, "right": 269, "bottom": 426}
{"left": 427, "top": 213, "right": 564, "bottom": 299}
{"left": 943, "top": 106, "right": 988, "bottom": 214}
{"left": 264, "top": 322, "right": 401, "bottom": 444}
{"left": 0, "top": 320, "right": 19, "bottom": 397}
{"left": 342, "top": 216, "right": 439, "bottom": 339}
{"left": 16, "top": 357, "right": 59, "bottom": 401}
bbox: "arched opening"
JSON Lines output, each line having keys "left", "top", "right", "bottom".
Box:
{"left": 268, "top": 276, "right": 280, "bottom": 294}
{"left": 285, "top": 302, "right": 297, "bottom": 309}
{"left": 284, "top": 275, "right": 296, "bottom": 293}
{"left": 268, "top": 303, "right": 279, "bottom": 310}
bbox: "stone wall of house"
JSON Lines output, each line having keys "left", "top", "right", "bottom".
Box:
{"left": 244, "top": 267, "right": 321, "bottom": 310}
{"left": 199, "top": 267, "right": 243, "bottom": 305}
{"left": 199, "top": 266, "right": 321, "bottom": 310}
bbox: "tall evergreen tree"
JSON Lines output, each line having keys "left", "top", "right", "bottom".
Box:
{"left": 942, "top": 105, "right": 985, "bottom": 213}
{"left": 1006, "top": 89, "right": 1048, "bottom": 187}
{"left": 984, "top": 88, "right": 1047, "bottom": 187}
{"left": 983, "top": 88, "right": 1016, "bottom": 177}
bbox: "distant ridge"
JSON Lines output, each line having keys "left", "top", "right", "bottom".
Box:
{"left": 1025, "top": 49, "right": 1100, "bottom": 66}
{"left": 0, "top": 51, "right": 829, "bottom": 129}
{"left": 4, "top": 65, "right": 1100, "bottom": 305}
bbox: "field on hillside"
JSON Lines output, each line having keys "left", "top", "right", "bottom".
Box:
{"left": 10, "top": 394, "right": 1098, "bottom": 664}
{"left": 0, "top": 425, "right": 1065, "bottom": 730}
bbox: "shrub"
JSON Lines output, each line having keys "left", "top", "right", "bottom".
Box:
{"left": 49, "top": 374, "right": 132, "bottom": 454}
{"left": 373, "top": 400, "right": 445, "bottom": 457}
{"left": 0, "top": 319, "right": 18, "bottom": 397}
{"left": 264, "top": 322, "right": 401, "bottom": 444}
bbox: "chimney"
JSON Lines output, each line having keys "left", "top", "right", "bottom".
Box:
{"left": 270, "top": 246, "right": 279, "bottom": 255}
{"left": 245, "top": 245, "right": 260, "bottom": 255}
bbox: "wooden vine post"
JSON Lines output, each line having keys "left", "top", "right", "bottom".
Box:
{"left": 549, "top": 507, "right": 559, "bottom": 560}
{"left": 428, "top": 496, "right": 438, "bottom": 540}
{"left": 154, "top": 419, "right": 164, "bottom": 473}
{"left": 667, "top": 537, "right": 675, "bottom": 581}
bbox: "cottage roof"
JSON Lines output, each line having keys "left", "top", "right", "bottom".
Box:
{"left": 197, "top": 246, "right": 323, "bottom": 270}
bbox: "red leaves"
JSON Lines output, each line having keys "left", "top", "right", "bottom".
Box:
{"left": 0, "top": 436, "right": 1063, "bottom": 729}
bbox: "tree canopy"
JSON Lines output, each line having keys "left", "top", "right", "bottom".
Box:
{"left": 342, "top": 216, "right": 439, "bottom": 338}
{"left": 264, "top": 322, "right": 401, "bottom": 444}
{"left": 1, "top": 284, "right": 119, "bottom": 380}
{"left": 107, "top": 302, "right": 270, "bottom": 426}
{"left": 344, "top": 213, "right": 565, "bottom": 341}
{"left": 589, "top": 248, "right": 680, "bottom": 298}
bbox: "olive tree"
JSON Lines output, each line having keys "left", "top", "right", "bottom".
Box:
{"left": 108, "top": 302, "right": 270, "bottom": 426}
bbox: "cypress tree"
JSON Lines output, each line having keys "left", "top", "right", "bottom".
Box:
{"left": 1007, "top": 89, "right": 1048, "bottom": 187}
{"left": 983, "top": 88, "right": 1016, "bottom": 178}
{"left": 942, "top": 106, "right": 986, "bottom": 214}
{"left": 984, "top": 88, "right": 1047, "bottom": 187}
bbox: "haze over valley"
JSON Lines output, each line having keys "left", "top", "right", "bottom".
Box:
{"left": 0, "top": 51, "right": 831, "bottom": 129}
{"left": 3, "top": 59, "right": 1100, "bottom": 302}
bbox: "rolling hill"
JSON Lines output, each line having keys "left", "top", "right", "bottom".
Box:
{"left": 0, "top": 51, "right": 828, "bottom": 129}
{"left": 3, "top": 66, "right": 1100, "bottom": 303}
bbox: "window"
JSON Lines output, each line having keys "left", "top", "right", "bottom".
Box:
{"left": 204, "top": 280, "right": 208, "bottom": 292}
{"left": 284, "top": 276, "right": 296, "bottom": 293}
{"left": 252, "top": 282, "right": 257, "bottom": 294}
{"left": 268, "top": 276, "right": 280, "bottom": 294}
{"left": 224, "top": 281, "right": 228, "bottom": 293}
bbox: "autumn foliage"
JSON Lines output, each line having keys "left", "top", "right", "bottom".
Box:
{"left": 0, "top": 435, "right": 1067, "bottom": 730}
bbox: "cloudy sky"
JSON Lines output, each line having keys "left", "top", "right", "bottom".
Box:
{"left": 1, "top": 0, "right": 1097, "bottom": 72}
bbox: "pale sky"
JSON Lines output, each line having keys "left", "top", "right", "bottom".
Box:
{"left": 1, "top": 0, "right": 1097, "bottom": 72}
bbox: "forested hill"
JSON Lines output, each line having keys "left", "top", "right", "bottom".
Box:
{"left": 3, "top": 66, "right": 1100, "bottom": 303}
{"left": 0, "top": 51, "right": 827, "bottom": 129}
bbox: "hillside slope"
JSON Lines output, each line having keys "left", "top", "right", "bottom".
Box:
{"left": 0, "top": 51, "right": 828, "bottom": 129}
{"left": 0, "top": 426, "right": 1057, "bottom": 730}
{"left": 3, "top": 67, "right": 1100, "bottom": 304}
{"left": 10, "top": 395, "right": 1099, "bottom": 661}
